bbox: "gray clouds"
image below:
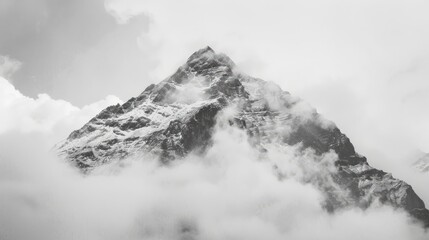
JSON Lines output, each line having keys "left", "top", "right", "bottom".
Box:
{"left": 0, "top": 0, "right": 155, "bottom": 106}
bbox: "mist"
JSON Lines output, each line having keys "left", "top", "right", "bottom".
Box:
{"left": 1, "top": 80, "right": 429, "bottom": 239}
{"left": 2, "top": 1, "right": 429, "bottom": 237}
{"left": 103, "top": 0, "right": 429, "bottom": 194}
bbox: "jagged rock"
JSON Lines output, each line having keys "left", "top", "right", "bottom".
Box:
{"left": 56, "top": 46, "right": 429, "bottom": 227}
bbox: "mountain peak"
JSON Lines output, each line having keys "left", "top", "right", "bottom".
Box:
{"left": 187, "top": 46, "right": 214, "bottom": 60}
{"left": 190, "top": 46, "right": 215, "bottom": 55}
{"left": 185, "top": 46, "right": 235, "bottom": 72}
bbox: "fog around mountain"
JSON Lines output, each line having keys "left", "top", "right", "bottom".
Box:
{"left": 1, "top": 1, "right": 429, "bottom": 239}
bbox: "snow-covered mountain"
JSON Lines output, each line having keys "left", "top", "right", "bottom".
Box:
{"left": 56, "top": 46, "right": 429, "bottom": 227}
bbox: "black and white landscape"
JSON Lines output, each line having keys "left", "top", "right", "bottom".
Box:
{"left": 1, "top": 1, "right": 429, "bottom": 240}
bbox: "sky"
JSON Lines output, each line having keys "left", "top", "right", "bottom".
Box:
{"left": 1, "top": 0, "right": 428, "bottom": 179}
{"left": 1, "top": 0, "right": 429, "bottom": 239}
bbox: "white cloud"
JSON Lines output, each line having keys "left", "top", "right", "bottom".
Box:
{"left": 0, "top": 104, "right": 428, "bottom": 239}
{"left": 0, "top": 76, "right": 122, "bottom": 140}
{"left": 0, "top": 55, "right": 21, "bottom": 80}
{"left": 165, "top": 76, "right": 210, "bottom": 104}
{"left": 103, "top": 0, "right": 429, "bottom": 189}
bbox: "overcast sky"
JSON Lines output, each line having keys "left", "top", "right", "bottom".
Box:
{"left": 2, "top": 0, "right": 429, "bottom": 160}
{"left": 2, "top": 0, "right": 429, "bottom": 196}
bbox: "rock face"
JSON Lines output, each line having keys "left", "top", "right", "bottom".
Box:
{"left": 57, "top": 46, "right": 429, "bottom": 227}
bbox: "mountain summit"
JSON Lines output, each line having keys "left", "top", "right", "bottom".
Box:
{"left": 57, "top": 47, "right": 429, "bottom": 227}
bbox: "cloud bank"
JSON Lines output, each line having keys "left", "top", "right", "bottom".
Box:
{"left": 0, "top": 78, "right": 428, "bottom": 240}
{"left": 0, "top": 77, "right": 122, "bottom": 137}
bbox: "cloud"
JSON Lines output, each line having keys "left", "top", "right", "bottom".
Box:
{"left": 0, "top": 55, "right": 21, "bottom": 80}
{"left": 103, "top": 0, "right": 429, "bottom": 201}
{"left": 3, "top": 0, "right": 427, "bottom": 176}
{"left": 103, "top": 0, "right": 429, "bottom": 81}
{"left": 0, "top": 76, "right": 122, "bottom": 140}
{"left": 0, "top": 91, "right": 428, "bottom": 240}
{"left": 1, "top": 1, "right": 429, "bottom": 238}
{"left": 2, "top": 0, "right": 428, "bottom": 164}
{"left": 164, "top": 76, "right": 210, "bottom": 104}
{"left": 0, "top": 0, "right": 154, "bottom": 106}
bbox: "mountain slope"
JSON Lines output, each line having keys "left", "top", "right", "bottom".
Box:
{"left": 57, "top": 46, "right": 429, "bottom": 227}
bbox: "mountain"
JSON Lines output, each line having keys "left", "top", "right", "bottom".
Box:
{"left": 56, "top": 46, "right": 429, "bottom": 227}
